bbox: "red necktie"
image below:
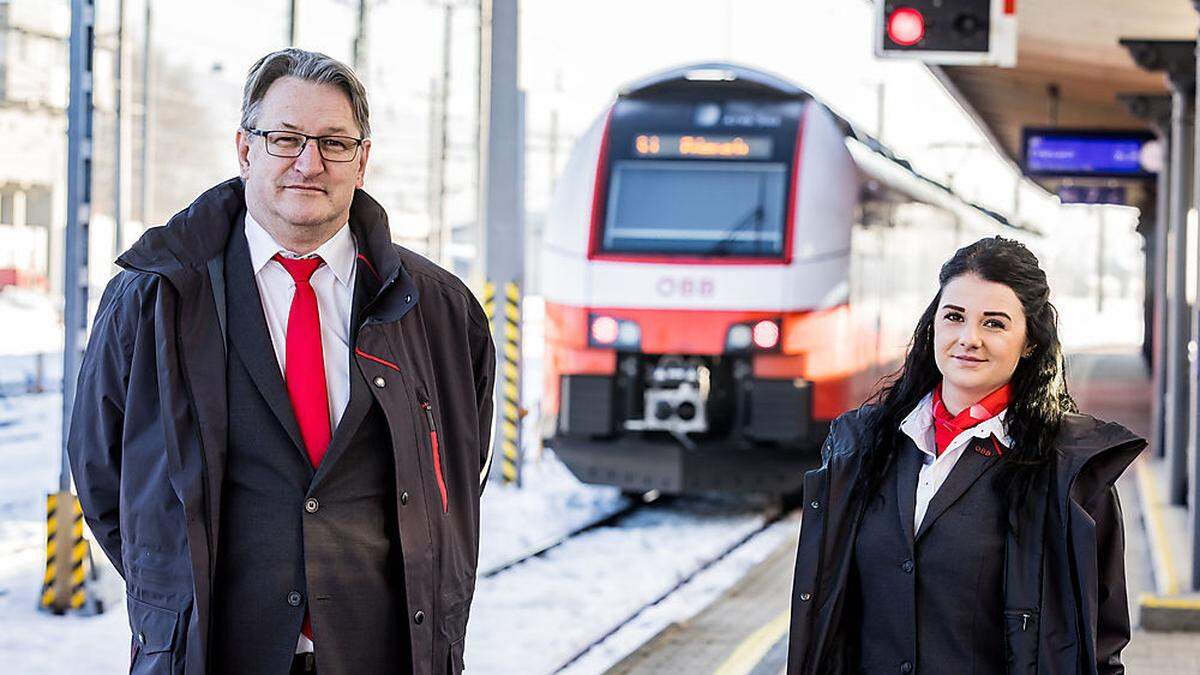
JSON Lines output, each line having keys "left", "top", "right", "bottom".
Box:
{"left": 274, "top": 254, "right": 333, "bottom": 468}
{"left": 274, "top": 254, "right": 331, "bottom": 643}
{"left": 931, "top": 383, "right": 1011, "bottom": 457}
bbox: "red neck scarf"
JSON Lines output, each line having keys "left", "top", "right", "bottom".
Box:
{"left": 931, "top": 383, "right": 1011, "bottom": 457}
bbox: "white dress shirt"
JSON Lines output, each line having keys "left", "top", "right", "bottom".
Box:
{"left": 243, "top": 210, "right": 357, "bottom": 654}
{"left": 898, "top": 391, "right": 1011, "bottom": 533}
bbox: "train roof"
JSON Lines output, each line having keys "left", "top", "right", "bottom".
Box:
{"left": 619, "top": 62, "right": 811, "bottom": 100}
{"left": 616, "top": 62, "right": 1035, "bottom": 235}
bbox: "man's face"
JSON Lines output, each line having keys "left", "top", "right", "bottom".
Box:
{"left": 236, "top": 76, "right": 370, "bottom": 233}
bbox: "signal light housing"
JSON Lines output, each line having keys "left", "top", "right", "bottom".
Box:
{"left": 874, "top": 0, "right": 1016, "bottom": 67}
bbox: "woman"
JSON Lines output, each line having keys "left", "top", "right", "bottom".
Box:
{"left": 786, "top": 237, "right": 1145, "bottom": 675}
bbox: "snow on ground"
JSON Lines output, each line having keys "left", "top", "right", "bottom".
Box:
{"left": 464, "top": 497, "right": 779, "bottom": 674}
{"left": 0, "top": 393, "right": 132, "bottom": 675}
{"left": 477, "top": 460, "right": 627, "bottom": 575}
{"left": 0, "top": 288, "right": 61, "bottom": 358}
{"left": 0, "top": 287, "right": 62, "bottom": 396}
{"left": 560, "top": 517, "right": 797, "bottom": 675}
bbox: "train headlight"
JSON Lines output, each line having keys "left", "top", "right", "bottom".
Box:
{"left": 753, "top": 320, "right": 781, "bottom": 350}
{"left": 726, "top": 319, "right": 781, "bottom": 352}
{"left": 726, "top": 324, "right": 753, "bottom": 351}
{"left": 590, "top": 315, "right": 642, "bottom": 350}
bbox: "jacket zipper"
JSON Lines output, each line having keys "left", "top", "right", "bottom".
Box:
{"left": 421, "top": 399, "right": 449, "bottom": 513}
{"left": 1005, "top": 608, "right": 1037, "bottom": 632}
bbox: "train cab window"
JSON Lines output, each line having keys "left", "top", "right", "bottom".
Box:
{"left": 601, "top": 160, "right": 788, "bottom": 257}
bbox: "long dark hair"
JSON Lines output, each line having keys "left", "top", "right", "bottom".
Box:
{"left": 855, "top": 236, "right": 1077, "bottom": 504}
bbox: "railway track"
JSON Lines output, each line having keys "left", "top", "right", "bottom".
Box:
{"left": 479, "top": 494, "right": 658, "bottom": 579}
{"left": 548, "top": 502, "right": 797, "bottom": 673}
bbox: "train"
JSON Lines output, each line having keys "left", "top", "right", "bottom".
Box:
{"left": 539, "top": 62, "right": 1031, "bottom": 496}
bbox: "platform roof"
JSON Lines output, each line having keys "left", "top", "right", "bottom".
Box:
{"left": 935, "top": 0, "right": 1197, "bottom": 178}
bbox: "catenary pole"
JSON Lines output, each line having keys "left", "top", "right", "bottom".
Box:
{"left": 61, "top": 0, "right": 96, "bottom": 489}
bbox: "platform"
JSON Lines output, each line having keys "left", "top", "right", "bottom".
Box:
{"left": 606, "top": 350, "right": 1200, "bottom": 673}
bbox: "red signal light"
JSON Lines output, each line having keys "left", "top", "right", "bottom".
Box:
{"left": 887, "top": 7, "right": 926, "bottom": 47}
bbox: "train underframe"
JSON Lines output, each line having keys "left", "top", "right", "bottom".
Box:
{"left": 548, "top": 352, "right": 829, "bottom": 496}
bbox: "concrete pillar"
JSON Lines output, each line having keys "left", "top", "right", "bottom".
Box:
{"left": 1122, "top": 39, "right": 1199, "bottom": 507}
{"left": 1167, "top": 80, "right": 1193, "bottom": 506}
{"left": 1120, "top": 94, "right": 1173, "bottom": 460}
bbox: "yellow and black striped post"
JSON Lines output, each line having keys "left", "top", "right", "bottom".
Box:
{"left": 500, "top": 281, "right": 523, "bottom": 486}
{"left": 482, "top": 281, "right": 496, "bottom": 328}
{"left": 39, "top": 491, "right": 102, "bottom": 615}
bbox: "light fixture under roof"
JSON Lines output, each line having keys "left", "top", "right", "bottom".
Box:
{"left": 684, "top": 68, "right": 737, "bottom": 82}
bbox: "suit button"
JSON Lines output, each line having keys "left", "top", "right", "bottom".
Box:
{"left": 405, "top": 295, "right": 413, "bottom": 303}
{"left": 901, "top": 661, "right": 913, "bottom": 673}
{"left": 901, "top": 559, "right": 914, "bottom": 574}
{"left": 400, "top": 491, "right": 410, "bottom": 506}
{"left": 809, "top": 500, "right": 820, "bottom": 510}
{"left": 287, "top": 591, "right": 303, "bottom": 607}
{"left": 304, "top": 498, "right": 319, "bottom": 514}
{"left": 799, "top": 592, "right": 812, "bottom": 602}
{"left": 414, "top": 610, "right": 425, "bottom": 625}
{"left": 373, "top": 376, "right": 386, "bottom": 388}
{"left": 137, "top": 632, "right": 146, "bottom": 644}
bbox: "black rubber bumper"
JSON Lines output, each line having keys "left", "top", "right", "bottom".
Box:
{"left": 550, "top": 435, "right": 824, "bottom": 496}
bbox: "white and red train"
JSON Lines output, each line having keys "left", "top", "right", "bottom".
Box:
{"left": 540, "top": 63, "right": 1030, "bottom": 495}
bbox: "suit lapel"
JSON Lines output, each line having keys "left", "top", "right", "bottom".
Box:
{"left": 312, "top": 259, "right": 380, "bottom": 484}
{"left": 224, "top": 217, "right": 309, "bottom": 463}
{"left": 915, "top": 438, "right": 999, "bottom": 541}
{"left": 895, "top": 436, "right": 923, "bottom": 547}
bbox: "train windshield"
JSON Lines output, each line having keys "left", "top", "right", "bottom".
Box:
{"left": 602, "top": 160, "right": 788, "bottom": 257}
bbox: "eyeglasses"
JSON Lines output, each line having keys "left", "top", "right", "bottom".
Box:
{"left": 244, "top": 128, "right": 364, "bottom": 162}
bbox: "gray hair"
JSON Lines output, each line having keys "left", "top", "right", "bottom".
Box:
{"left": 240, "top": 48, "right": 371, "bottom": 138}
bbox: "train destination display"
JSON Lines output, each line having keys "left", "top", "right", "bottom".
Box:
{"left": 634, "top": 133, "right": 773, "bottom": 160}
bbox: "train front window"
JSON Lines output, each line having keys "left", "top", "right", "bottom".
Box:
{"left": 602, "top": 160, "right": 788, "bottom": 257}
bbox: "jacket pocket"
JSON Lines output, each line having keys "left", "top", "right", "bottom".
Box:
{"left": 447, "top": 636, "right": 465, "bottom": 675}
{"left": 127, "top": 594, "right": 181, "bottom": 674}
{"left": 443, "top": 600, "right": 469, "bottom": 675}
{"left": 421, "top": 399, "right": 449, "bottom": 513}
{"left": 1003, "top": 607, "right": 1039, "bottom": 673}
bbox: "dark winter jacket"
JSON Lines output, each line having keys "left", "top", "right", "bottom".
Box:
{"left": 787, "top": 405, "right": 1145, "bottom": 675}
{"left": 66, "top": 178, "right": 496, "bottom": 675}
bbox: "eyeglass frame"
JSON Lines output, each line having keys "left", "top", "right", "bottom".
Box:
{"left": 242, "top": 127, "right": 366, "bottom": 162}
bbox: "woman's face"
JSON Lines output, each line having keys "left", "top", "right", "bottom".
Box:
{"left": 932, "top": 273, "right": 1029, "bottom": 407}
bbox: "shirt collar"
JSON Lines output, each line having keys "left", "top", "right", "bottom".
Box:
{"left": 243, "top": 210, "right": 356, "bottom": 287}
{"left": 900, "top": 390, "right": 1012, "bottom": 459}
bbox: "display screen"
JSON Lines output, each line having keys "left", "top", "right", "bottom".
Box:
{"left": 601, "top": 160, "right": 787, "bottom": 257}
{"left": 1023, "top": 129, "right": 1155, "bottom": 177}
{"left": 1056, "top": 185, "right": 1128, "bottom": 206}
{"left": 633, "top": 133, "right": 773, "bottom": 160}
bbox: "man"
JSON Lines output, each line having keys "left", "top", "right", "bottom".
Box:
{"left": 67, "top": 48, "right": 495, "bottom": 675}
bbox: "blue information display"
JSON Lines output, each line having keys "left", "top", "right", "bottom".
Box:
{"left": 1056, "top": 185, "right": 1128, "bottom": 206}
{"left": 1022, "top": 128, "right": 1155, "bottom": 178}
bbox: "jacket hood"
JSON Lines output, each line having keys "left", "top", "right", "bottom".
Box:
{"left": 117, "top": 177, "right": 404, "bottom": 293}
{"left": 1054, "top": 412, "right": 1146, "bottom": 507}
